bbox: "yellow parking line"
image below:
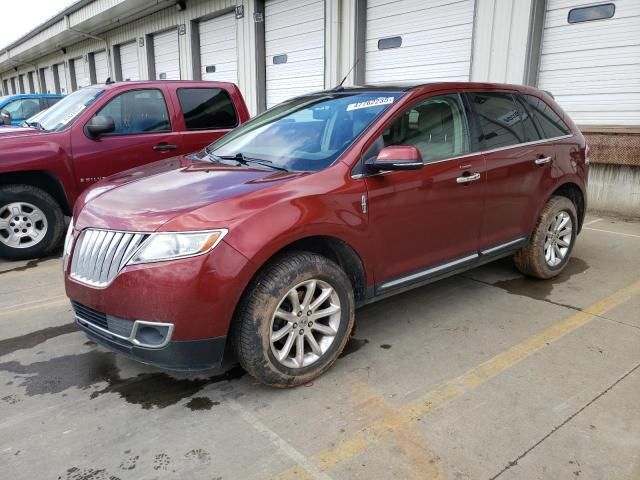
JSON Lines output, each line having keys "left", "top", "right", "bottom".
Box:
{"left": 274, "top": 278, "right": 640, "bottom": 478}
{"left": 0, "top": 297, "right": 69, "bottom": 317}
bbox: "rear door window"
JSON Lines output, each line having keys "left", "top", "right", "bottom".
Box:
{"left": 177, "top": 88, "right": 238, "bottom": 130}
{"left": 467, "top": 92, "right": 534, "bottom": 149}
{"left": 521, "top": 94, "right": 571, "bottom": 139}
{"left": 95, "top": 89, "right": 171, "bottom": 135}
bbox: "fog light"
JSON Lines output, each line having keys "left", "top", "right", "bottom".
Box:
{"left": 132, "top": 321, "right": 173, "bottom": 348}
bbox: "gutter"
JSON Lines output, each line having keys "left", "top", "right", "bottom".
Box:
{"left": 64, "top": 15, "right": 113, "bottom": 79}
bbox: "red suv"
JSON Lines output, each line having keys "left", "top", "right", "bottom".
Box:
{"left": 0, "top": 81, "right": 249, "bottom": 260}
{"left": 64, "top": 83, "right": 588, "bottom": 387}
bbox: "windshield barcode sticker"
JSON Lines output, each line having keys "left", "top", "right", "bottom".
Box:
{"left": 346, "top": 97, "right": 395, "bottom": 111}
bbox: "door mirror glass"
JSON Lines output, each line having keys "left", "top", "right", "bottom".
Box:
{"left": 85, "top": 115, "right": 115, "bottom": 138}
{"left": 0, "top": 110, "right": 11, "bottom": 125}
{"left": 366, "top": 145, "right": 424, "bottom": 172}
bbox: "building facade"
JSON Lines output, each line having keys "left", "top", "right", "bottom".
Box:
{"left": 1, "top": 0, "right": 638, "bottom": 213}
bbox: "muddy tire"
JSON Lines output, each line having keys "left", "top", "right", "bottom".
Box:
{"left": 514, "top": 196, "right": 577, "bottom": 279}
{"left": 0, "top": 185, "right": 65, "bottom": 261}
{"left": 232, "top": 251, "right": 355, "bottom": 388}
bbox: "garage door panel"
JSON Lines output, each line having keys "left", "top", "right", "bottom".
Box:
{"left": 366, "top": 40, "right": 471, "bottom": 69}
{"left": 541, "top": 18, "right": 640, "bottom": 53}
{"left": 540, "top": 45, "right": 640, "bottom": 71}
{"left": 94, "top": 51, "right": 109, "bottom": 83}
{"left": 199, "top": 13, "right": 237, "bottom": 83}
{"left": 266, "top": 0, "right": 320, "bottom": 16}
{"left": 154, "top": 29, "right": 180, "bottom": 80}
{"left": 119, "top": 42, "right": 139, "bottom": 81}
{"left": 57, "top": 64, "right": 68, "bottom": 94}
{"left": 365, "top": 25, "right": 473, "bottom": 51}
{"left": 266, "top": 31, "right": 324, "bottom": 56}
{"left": 365, "top": 0, "right": 473, "bottom": 84}
{"left": 538, "top": 0, "right": 640, "bottom": 125}
{"left": 544, "top": 0, "right": 640, "bottom": 27}
{"left": 43, "top": 67, "right": 55, "bottom": 93}
{"left": 265, "top": 0, "right": 325, "bottom": 108}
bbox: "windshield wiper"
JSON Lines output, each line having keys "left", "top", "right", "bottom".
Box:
{"left": 24, "top": 121, "right": 45, "bottom": 131}
{"left": 212, "top": 152, "right": 289, "bottom": 172}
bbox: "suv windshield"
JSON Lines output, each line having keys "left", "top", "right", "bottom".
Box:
{"left": 206, "top": 92, "right": 403, "bottom": 172}
{"left": 37, "top": 87, "right": 104, "bottom": 132}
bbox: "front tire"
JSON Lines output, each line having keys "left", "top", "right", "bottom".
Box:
{"left": 233, "top": 252, "right": 355, "bottom": 388}
{"left": 0, "top": 185, "right": 65, "bottom": 261}
{"left": 513, "top": 196, "right": 577, "bottom": 279}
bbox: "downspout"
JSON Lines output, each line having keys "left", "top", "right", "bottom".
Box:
{"left": 64, "top": 15, "right": 113, "bottom": 79}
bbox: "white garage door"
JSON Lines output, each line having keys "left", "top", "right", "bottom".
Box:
{"left": 264, "top": 0, "right": 325, "bottom": 108}
{"left": 119, "top": 41, "right": 140, "bottom": 81}
{"left": 365, "top": 0, "right": 474, "bottom": 84}
{"left": 154, "top": 29, "right": 181, "bottom": 80}
{"left": 93, "top": 50, "right": 109, "bottom": 84}
{"left": 43, "top": 67, "right": 55, "bottom": 93}
{"left": 73, "top": 58, "right": 89, "bottom": 90}
{"left": 538, "top": 0, "right": 640, "bottom": 126}
{"left": 55, "top": 63, "right": 68, "bottom": 94}
{"left": 199, "top": 13, "right": 238, "bottom": 83}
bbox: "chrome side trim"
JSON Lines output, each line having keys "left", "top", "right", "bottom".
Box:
{"left": 76, "top": 314, "right": 174, "bottom": 350}
{"left": 351, "top": 134, "right": 574, "bottom": 180}
{"left": 378, "top": 253, "right": 479, "bottom": 291}
{"left": 480, "top": 237, "right": 527, "bottom": 256}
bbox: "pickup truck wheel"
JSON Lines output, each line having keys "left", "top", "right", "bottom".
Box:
{"left": 513, "top": 196, "right": 577, "bottom": 279}
{"left": 233, "top": 252, "right": 355, "bottom": 388}
{"left": 0, "top": 185, "right": 65, "bottom": 261}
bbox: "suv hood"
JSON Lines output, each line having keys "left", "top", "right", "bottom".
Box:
{"left": 76, "top": 155, "right": 305, "bottom": 232}
{"left": 0, "top": 126, "right": 44, "bottom": 137}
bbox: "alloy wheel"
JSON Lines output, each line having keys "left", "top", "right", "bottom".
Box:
{"left": 0, "top": 202, "right": 48, "bottom": 249}
{"left": 544, "top": 210, "right": 572, "bottom": 267}
{"left": 270, "top": 279, "right": 342, "bottom": 369}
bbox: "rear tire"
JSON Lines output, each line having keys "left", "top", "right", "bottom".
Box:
{"left": 232, "top": 251, "right": 355, "bottom": 388}
{"left": 0, "top": 185, "right": 65, "bottom": 261}
{"left": 513, "top": 195, "right": 577, "bottom": 279}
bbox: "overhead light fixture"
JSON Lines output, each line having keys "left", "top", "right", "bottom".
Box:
{"left": 176, "top": 0, "right": 186, "bottom": 11}
{"left": 60, "top": 47, "right": 67, "bottom": 55}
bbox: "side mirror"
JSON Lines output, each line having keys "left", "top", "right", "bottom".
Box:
{"left": 1, "top": 110, "right": 11, "bottom": 126}
{"left": 84, "top": 115, "right": 115, "bottom": 139}
{"left": 366, "top": 145, "right": 424, "bottom": 172}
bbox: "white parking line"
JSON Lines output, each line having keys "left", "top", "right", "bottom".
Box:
{"left": 583, "top": 227, "right": 640, "bottom": 239}
{"left": 583, "top": 218, "right": 602, "bottom": 226}
{"left": 228, "top": 399, "right": 334, "bottom": 480}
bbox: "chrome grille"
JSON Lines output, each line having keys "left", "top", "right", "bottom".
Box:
{"left": 70, "top": 229, "right": 148, "bottom": 287}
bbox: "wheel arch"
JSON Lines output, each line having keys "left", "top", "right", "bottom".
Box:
{"left": 549, "top": 182, "right": 585, "bottom": 232}
{"left": 0, "top": 170, "right": 71, "bottom": 215}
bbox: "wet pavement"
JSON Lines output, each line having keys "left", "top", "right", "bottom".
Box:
{"left": 1, "top": 215, "right": 639, "bottom": 479}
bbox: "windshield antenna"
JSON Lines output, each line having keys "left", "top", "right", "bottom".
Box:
{"left": 333, "top": 57, "right": 359, "bottom": 91}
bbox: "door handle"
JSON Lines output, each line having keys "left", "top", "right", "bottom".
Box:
{"left": 534, "top": 156, "right": 552, "bottom": 165}
{"left": 456, "top": 172, "right": 481, "bottom": 184}
{"left": 153, "top": 143, "right": 177, "bottom": 152}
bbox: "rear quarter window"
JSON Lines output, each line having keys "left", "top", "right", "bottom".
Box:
{"left": 521, "top": 95, "right": 571, "bottom": 139}
{"left": 467, "top": 92, "right": 531, "bottom": 149}
{"left": 177, "top": 88, "right": 238, "bottom": 130}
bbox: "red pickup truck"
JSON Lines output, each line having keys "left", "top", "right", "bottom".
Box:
{"left": 0, "top": 80, "right": 249, "bottom": 260}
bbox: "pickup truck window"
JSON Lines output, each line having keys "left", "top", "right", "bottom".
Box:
{"left": 177, "top": 88, "right": 238, "bottom": 130}
{"left": 38, "top": 87, "right": 104, "bottom": 131}
{"left": 95, "top": 89, "right": 171, "bottom": 135}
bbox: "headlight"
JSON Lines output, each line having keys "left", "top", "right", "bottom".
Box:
{"left": 62, "top": 218, "right": 74, "bottom": 271}
{"left": 128, "top": 229, "right": 228, "bottom": 265}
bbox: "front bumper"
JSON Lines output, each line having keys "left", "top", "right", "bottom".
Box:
{"left": 77, "top": 313, "right": 226, "bottom": 371}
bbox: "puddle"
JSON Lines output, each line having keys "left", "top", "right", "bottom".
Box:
{"left": 185, "top": 397, "right": 219, "bottom": 411}
{"left": 0, "top": 323, "right": 78, "bottom": 357}
{"left": 380, "top": 344, "right": 392, "bottom": 349}
{"left": 0, "top": 350, "right": 244, "bottom": 409}
{"left": 340, "top": 337, "right": 369, "bottom": 358}
{"left": 0, "top": 251, "right": 62, "bottom": 275}
{"left": 492, "top": 257, "right": 590, "bottom": 305}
